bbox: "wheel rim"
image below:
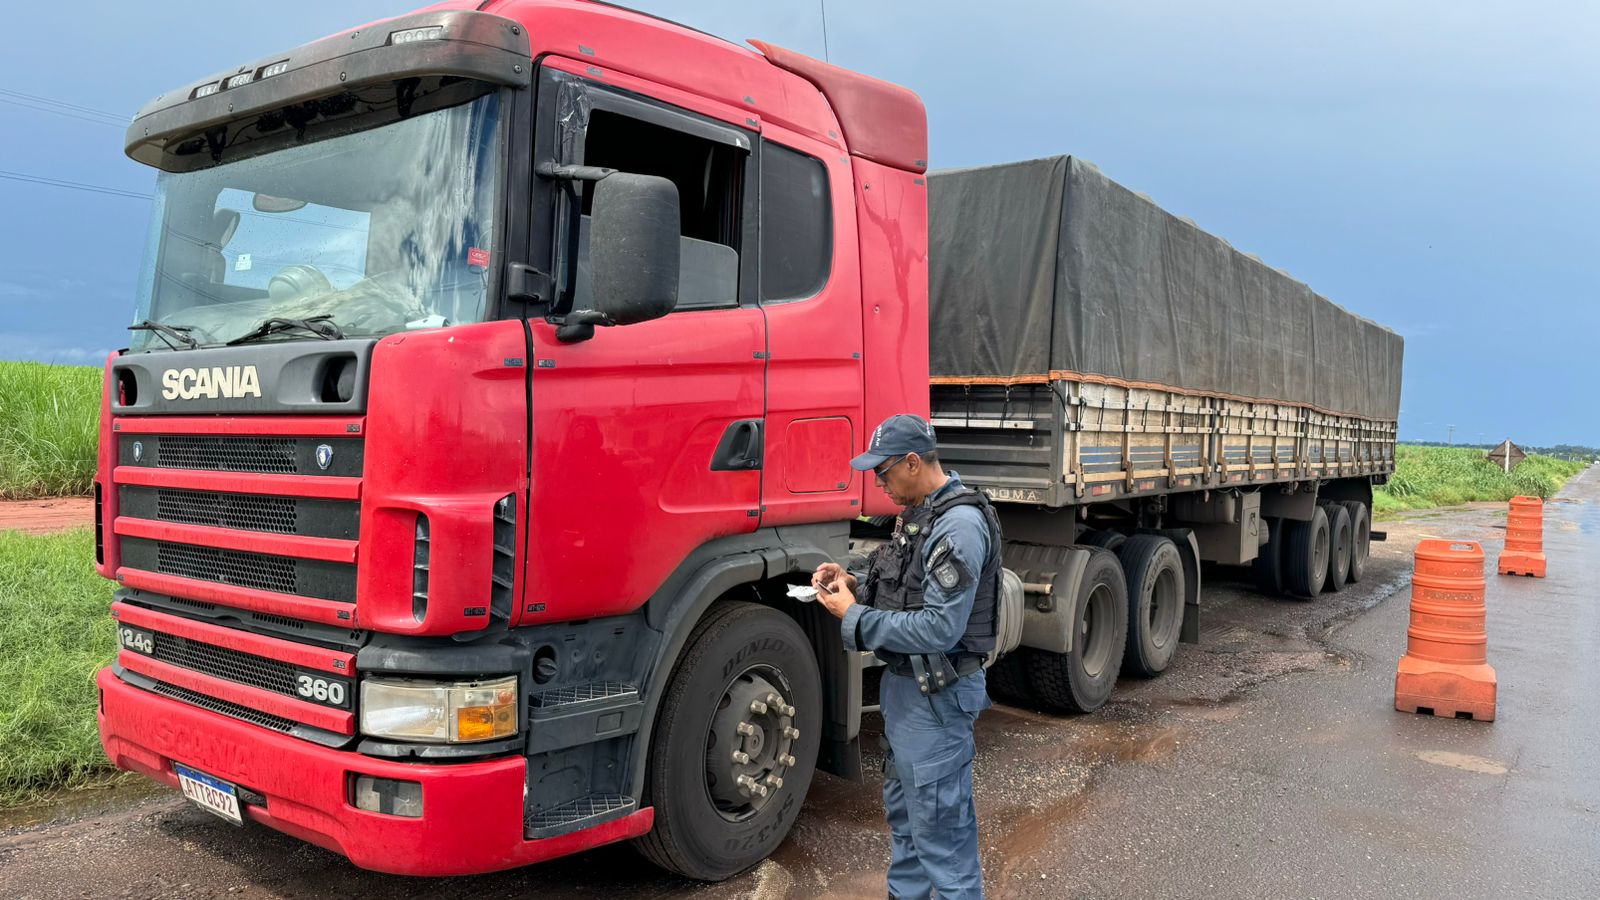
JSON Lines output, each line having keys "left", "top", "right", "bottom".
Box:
{"left": 1081, "top": 583, "right": 1116, "bottom": 678}
{"left": 703, "top": 666, "right": 800, "bottom": 822}
{"left": 1147, "top": 566, "right": 1181, "bottom": 650}
{"left": 1313, "top": 524, "right": 1328, "bottom": 574}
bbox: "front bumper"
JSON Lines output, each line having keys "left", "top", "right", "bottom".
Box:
{"left": 96, "top": 667, "right": 652, "bottom": 875}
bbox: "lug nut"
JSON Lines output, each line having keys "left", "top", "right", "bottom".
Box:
{"left": 736, "top": 774, "right": 769, "bottom": 797}
{"left": 765, "top": 692, "right": 782, "bottom": 705}
{"left": 736, "top": 722, "right": 757, "bottom": 736}
{"left": 783, "top": 726, "right": 800, "bottom": 740}
{"left": 749, "top": 700, "right": 768, "bottom": 715}
{"left": 765, "top": 775, "right": 784, "bottom": 790}
{"left": 731, "top": 750, "right": 750, "bottom": 764}
{"left": 779, "top": 753, "right": 796, "bottom": 767}
{"left": 781, "top": 704, "right": 797, "bottom": 717}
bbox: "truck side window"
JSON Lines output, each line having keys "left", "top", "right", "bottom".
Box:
{"left": 760, "top": 142, "right": 832, "bottom": 302}
{"left": 576, "top": 109, "right": 744, "bottom": 311}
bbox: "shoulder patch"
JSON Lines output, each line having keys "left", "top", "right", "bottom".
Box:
{"left": 928, "top": 536, "right": 972, "bottom": 592}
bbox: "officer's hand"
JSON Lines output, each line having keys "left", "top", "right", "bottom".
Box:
{"left": 815, "top": 577, "right": 856, "bottom": 620}
{"left": 812, "top": 562, "right": 857, "bottom": 595}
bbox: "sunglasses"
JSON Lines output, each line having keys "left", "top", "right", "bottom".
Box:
{"left": 873, "top": 454, "right": 910, "bottom": 484}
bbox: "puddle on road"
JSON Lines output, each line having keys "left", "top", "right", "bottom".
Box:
{"left": 1415, "top": 750, "right": 1509, "bottom": 775}
{"left": 0, "top": 776, "right": 166, "bottom": 831}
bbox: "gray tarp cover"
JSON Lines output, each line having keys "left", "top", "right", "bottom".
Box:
{"left": 927, "top": 156, "right": 1403, "bottom": 419}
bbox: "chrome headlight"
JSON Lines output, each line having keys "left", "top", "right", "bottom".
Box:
{"left": 359, "top": 676, "right": 518, "bottom": 743}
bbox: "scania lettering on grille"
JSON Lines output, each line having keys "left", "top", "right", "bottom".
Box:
{"left": 161, "top": 366, "right": 263, "bottom": 400}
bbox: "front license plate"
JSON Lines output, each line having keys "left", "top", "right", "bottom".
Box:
{"left": 174, "top": 763, "right": 244, "bottom": 826}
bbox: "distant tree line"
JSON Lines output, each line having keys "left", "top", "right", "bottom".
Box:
{"left": 1401, "top": 440, "right": 1598, "bottom": 462}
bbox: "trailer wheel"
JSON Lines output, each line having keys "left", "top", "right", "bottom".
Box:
{"left": 1253, "top": 517, "right": 1285, "bottom": 596}
{"left": 1118, "top": 535, "right": 1186, "bottom": 677}
{"left": 1283, "top": 506, "right": 1330, "bottom": 599}
{"left": 632, "top": 602, "right": 821, "bottom": 881}
{"left": 1321, "top": 503, "right": 1351, "bottom": 593}
{"left": 1342, "top": 500, "right": 1371, "bottom": 583}
{"left": 1025, "top": 549, "right": 1128, "bottom": 712}
{"left": 985, "top": 651, "right": 1034, "bottom": 705}
{"left": 1077, "top": 529, "right": 1126, "bottom": 552}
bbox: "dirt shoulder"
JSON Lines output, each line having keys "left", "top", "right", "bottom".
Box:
{"left": 0, "top": 498, "right": 94, "bottom": 535}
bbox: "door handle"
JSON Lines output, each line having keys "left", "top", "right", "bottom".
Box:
{"left": 711, "top": 419, "right": 764, "bottom": 471}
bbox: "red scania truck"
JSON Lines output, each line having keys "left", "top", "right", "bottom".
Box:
{"left": 95, "top": 0, "right": 1401, "bottom": 880}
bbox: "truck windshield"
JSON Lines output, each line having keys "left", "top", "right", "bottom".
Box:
{"left": 130, "top": 91, "right": 504, "bottom": 351}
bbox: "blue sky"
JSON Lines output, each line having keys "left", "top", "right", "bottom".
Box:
{"left": 2, "top": 1, "right": 1595, "bottom": 446}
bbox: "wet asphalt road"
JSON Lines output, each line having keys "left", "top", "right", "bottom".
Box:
{"left": 4, "top": 471, "right": 1597, "bottom": 898}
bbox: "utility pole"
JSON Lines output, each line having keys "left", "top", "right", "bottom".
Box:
{"left": 1447, "top": 424, "right": 1456, "bottom": 446}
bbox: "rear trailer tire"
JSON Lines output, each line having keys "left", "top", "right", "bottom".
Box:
{"left": 985, "top": 650, "right": 1034, "bottom": 705}
{"left": 1341, "top": 500, "right": 1371, "bottom": 584}
{"left": 1117, "top": 535, "right": 1186, "bottom": 678}
{"left": 1321, "top": 503, "right": 1351, "bottom": 593}
{"left": 1078, "top": 529, "right": 1127, "bottom": 552}
{"left": 1283, "top": 506, "right": 1330, "bottom": 600}
{"left": 1253, "top": 517, "right": 1285, "bottom": 596}
{"left": 632, "top": 601, "right": 822, "bottom": 881}
{"left": 1026, "top": 549, "right": 1128, "bottom": 713}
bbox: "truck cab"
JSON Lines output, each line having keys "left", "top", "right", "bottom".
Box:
{"left": 98, "top": 1, "right": 928, "bottom": 879}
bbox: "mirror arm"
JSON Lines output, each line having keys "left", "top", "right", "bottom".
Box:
{"left": 549, "top": 308, "right": 615, "bottom": 344}
{"left": 536, "top": 163, "right": 617, "bottom": 183}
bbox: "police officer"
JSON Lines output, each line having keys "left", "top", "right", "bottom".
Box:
{"left": 812, "top": 414, "right": 1002, "bottom": 900}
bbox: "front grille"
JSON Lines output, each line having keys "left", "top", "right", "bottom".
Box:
{"left": 119, "top": 435, "right": 365, "bottom": 478}
{"left": 152, "top": 632, "right": 296, "bottom": 696}
{"left": 157, "top": 488, "right": 297, "bottom": 533}
{"left": 156, "top": 542, "right": 297, "bottom": 594}
{"left": 150, "top": 680, "right": 296, "bottom": 734}
{"left": 156, "top": 436, "right": 298, "bottom": 473}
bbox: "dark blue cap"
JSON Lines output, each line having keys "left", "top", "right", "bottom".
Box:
{"left": 850, "top": 414, "right": 937, "bottom": 471}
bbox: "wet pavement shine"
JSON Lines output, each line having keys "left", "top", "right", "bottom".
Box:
{"left": 3, "top": 471, "right": 1596, "bottom": 898}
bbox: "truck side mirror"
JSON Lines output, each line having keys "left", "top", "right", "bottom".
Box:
{"left": 589, "top": 172, "right": 680, "bottom": 325}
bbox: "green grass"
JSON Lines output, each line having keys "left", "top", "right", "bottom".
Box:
{"left": 0, "top": 361, "right": 101, "bottom": 499}
{"left": 1374, "top": 444, "right": 1587, "bottom": 518}
{"left": 0, "top": 528, "right": 117, "bottom": 805}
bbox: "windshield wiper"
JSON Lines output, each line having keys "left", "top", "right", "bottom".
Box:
{"left": 226, "top": 315, "right": 346, "bottom": 346}
{"left": 129, "top": 320, "right": 199, "bottom": 350}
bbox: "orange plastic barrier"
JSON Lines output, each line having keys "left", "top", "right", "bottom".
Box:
{"left": 1498, "top": 495, "right": 1546, "bottom": 577}
{"left": 1395, "top": 539, "right": 1496, "bottom": 721}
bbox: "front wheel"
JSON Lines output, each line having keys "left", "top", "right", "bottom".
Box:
{"left": 632, "top": 602, "right": 822, "bottom": 881}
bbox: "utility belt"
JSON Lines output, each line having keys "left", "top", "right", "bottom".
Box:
{"left": 885, "top": 652, "right": 983, "bottom": 695}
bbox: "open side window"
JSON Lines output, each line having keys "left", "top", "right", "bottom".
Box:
{"left": 546, "top": 75, "right": 755, "bottom": 314}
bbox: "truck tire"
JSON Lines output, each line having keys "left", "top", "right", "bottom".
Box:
{"left": 1118, "top": 534, "right": 1186, "bottom": 678}
{"left": 1321, "top": 502, "right": 1351, "bottom": 593}
{"left": 985, "top": 650, "right": 1034, "bottom": 705}
{"left": 1078, "top": 529, "right": 1126, "bottom": 552}
{"left": 1025, "top": 549, "right": 1128, "bottom": 713}
{"left": 1283, "top": 505, "right": 1330, "bottom": 599}
{"left": 632, "top": 601, "right": 822, "bottom": 881}
{"left": 1253, "top": 517, "right": 1285, "bottom": 596}
{"left": 1342, "top": 500, "right": 1371, "bottom": 583}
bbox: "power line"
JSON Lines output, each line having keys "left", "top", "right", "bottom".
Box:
{"left": 0, "top": 88, "right": 126, "bottom": 128}
{"left": 0, "top": 88, "right": 126, "bottom": 121}
{"left": 0, "top": 169, "right": 150, "bottom": 201}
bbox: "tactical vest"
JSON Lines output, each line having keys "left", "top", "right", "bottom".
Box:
{"left": 863, "top": 484, "right": 1004, "bottom": 659}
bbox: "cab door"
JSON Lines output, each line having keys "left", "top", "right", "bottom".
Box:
{"left": 521, "top": 64, "right": 766, "bottom": 625}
